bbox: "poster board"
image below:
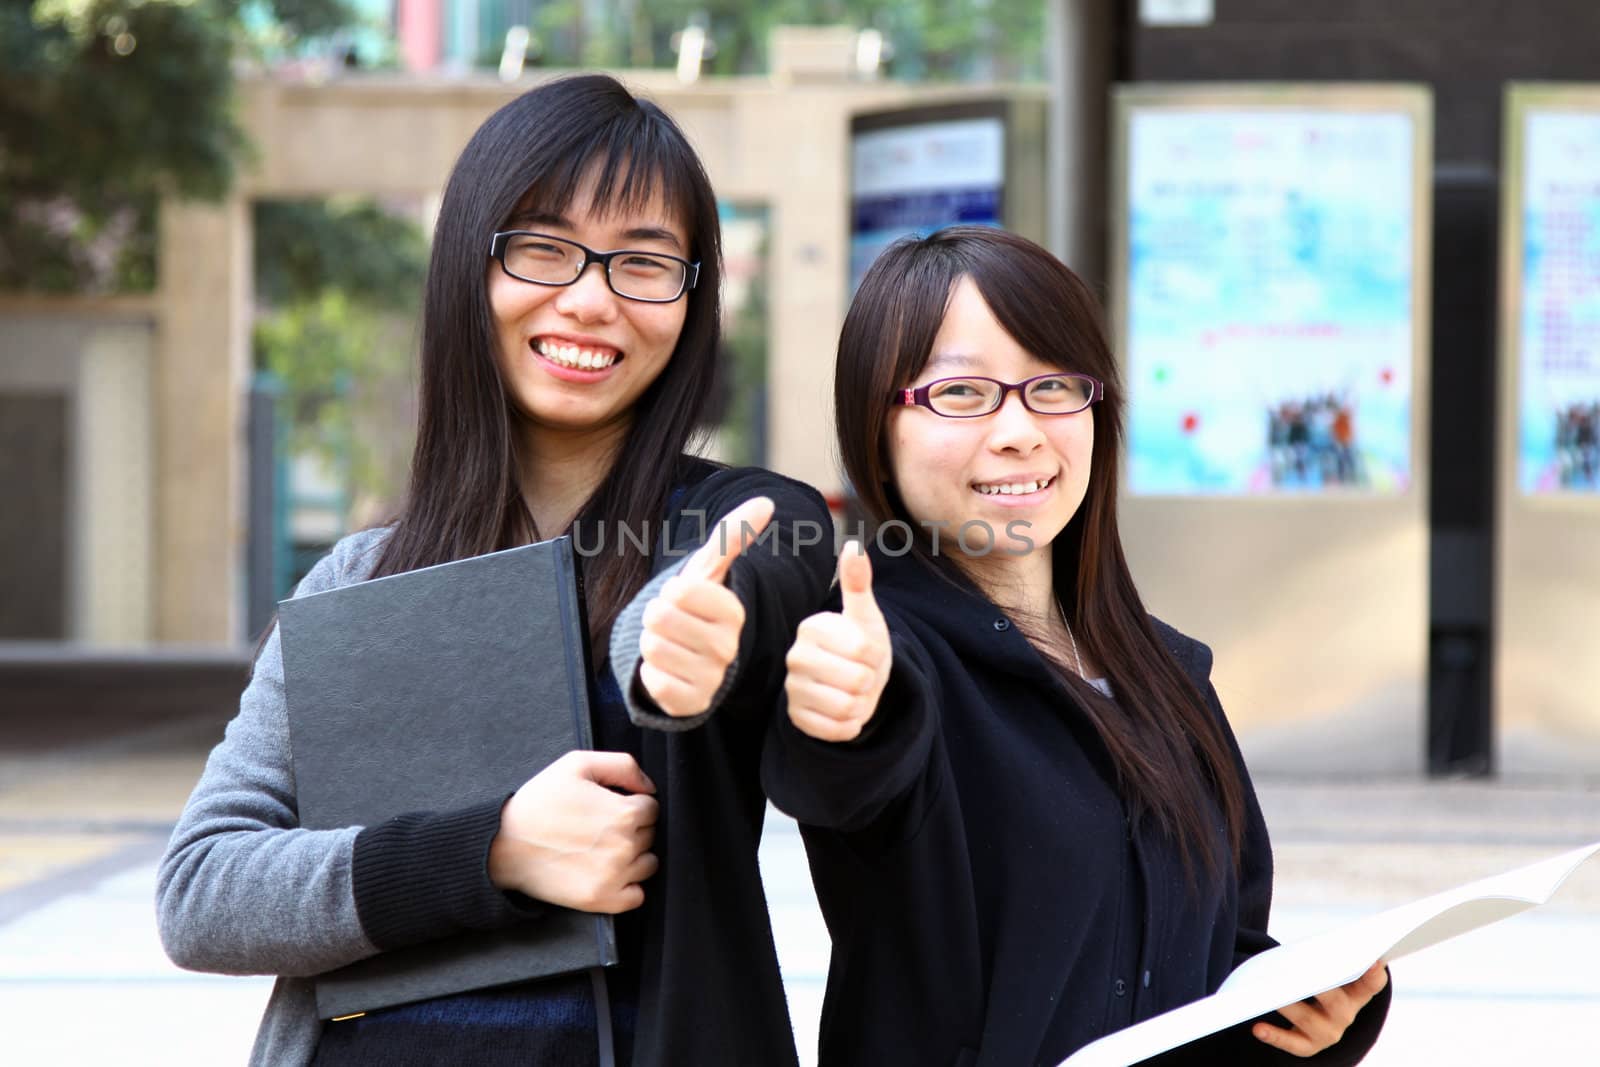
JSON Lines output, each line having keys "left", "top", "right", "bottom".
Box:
{"left": 1495, "top": 84, "right": 1600, "bottom": 774}
{"left": 1115, "top": 88, "right": 1429, "bottom": 496}
{"left": 849, "top": 102, "right": 1009, "bottom": 294}
{"left": 1111, "top": 85, "right": 1432, "bottom": 774}
{"left": 1507, "top": 94, "right": 1600, "bottom": 496}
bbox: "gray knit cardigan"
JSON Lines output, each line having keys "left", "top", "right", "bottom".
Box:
{"left": 154, "top": 526, "right": 694, "bottom": 1065}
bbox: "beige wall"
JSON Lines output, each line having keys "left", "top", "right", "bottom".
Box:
{"left": 0, "top": 300, "right": 158, "bottom": 644}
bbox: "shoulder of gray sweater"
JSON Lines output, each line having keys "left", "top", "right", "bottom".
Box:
{"left": 324, "top": 526, "right": 393, "bottom": 587}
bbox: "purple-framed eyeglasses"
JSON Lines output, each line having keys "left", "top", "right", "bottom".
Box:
{"left": 895, "top": 373, "right": 1104, "bottom": 418}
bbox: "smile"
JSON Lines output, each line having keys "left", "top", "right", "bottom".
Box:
{"left": 972, "top": 474, "right": 1056, "bottom": 497}
{"left": 533, "top": 336, "right": 622, "bottom": 371}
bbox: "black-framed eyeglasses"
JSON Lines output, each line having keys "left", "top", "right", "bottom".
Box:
{"left": 488, "top": 231, "right": 700, "bottom": 304}
{"left": 895, "top": 373, "right": 1104, "bottom": 418}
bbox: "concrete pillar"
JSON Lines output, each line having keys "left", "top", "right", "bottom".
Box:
{"left": 156, "top": 198, "right": 251, "bottom": 643}
{"left": 1046, "top": 0, "right": 1114, "bottom": 283}
{"left": 77, "top": 322, "right": 156, "bottom": 643}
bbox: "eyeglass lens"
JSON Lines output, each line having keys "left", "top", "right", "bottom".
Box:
{"left": 500, "top": 233, "right": 686, "bottom": 301}
{"left": 927, "top": 376, "right": 1094, "bottom": 416}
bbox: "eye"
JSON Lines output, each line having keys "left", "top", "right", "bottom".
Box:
{"left": 614, "top": 254, "right": 670, "bottom": 274}
{"left": 510, "top": 237, "right": 569, "bottom": 261}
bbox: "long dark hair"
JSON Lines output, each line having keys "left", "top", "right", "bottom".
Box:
{"left": 371, "top": 75, "right": 724, "bottom": 660}
{"left": 836, "top": 226, "right": 1244, "bottom": 883}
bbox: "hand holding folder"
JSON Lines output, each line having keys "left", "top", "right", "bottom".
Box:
{"left": 491, "top": 750, "right": 659, "bottom": 915}
{"left": 279, "top": 536, "right": 622, "bottom": 1020}
{"left": 1060, "top": 839, "right": 1600, "bottom": 1066}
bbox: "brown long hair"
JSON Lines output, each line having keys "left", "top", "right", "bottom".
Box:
{"left": 836, "top": 226, "right": 1244, "bottom": 883}
{"left": 370, "top": 75, "right": 724, "bottom": 661}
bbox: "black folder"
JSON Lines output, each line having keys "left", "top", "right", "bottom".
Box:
{"left": 278, "top": 536, "right": 617, "bottom": 1020}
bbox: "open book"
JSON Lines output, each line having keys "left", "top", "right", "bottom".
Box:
{"left": 1060, "top": 839, "right": 1600, "bottom": 1067}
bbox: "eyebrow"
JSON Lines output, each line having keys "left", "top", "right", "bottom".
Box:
{"left": 925, "top": 351, "right": 985, "bottom": 371}
{"left": 508, "top": 212, "right": 686, "bottom": 253}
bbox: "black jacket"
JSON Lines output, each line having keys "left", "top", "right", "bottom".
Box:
{"left": 763, "top": 545, "right": 1390, "bottom": 1067}
{"left": 350, "top": 460, "right": 835, "bottom": 1066}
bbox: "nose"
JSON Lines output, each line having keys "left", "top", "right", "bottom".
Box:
{"left": 986, "top": 390, "right": 1046, "bottom": 455}
{"left": 552, "top": 261, "right": 620, "bottom": 323}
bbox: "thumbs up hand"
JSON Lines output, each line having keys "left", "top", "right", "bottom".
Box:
{"left": 783, "top": 541, "right": 892, "bottom": 742}
{"left": 638, "top": 496, "right": 775, "bottom": 718}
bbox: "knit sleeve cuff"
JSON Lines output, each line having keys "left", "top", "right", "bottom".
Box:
{"left": 350, "top": 796, "right": 542, "bottom": 952}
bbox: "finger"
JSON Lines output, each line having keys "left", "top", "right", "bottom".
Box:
{"left": 644, "top": 597, "right": 742, "bottom": 663}
{"left": 684, "top": 496, "right": 775, "bottom": 583}
{"left": 603, "top": 883, "right": 646, "bottom": 914}
{"left": 836, "top": 541, "right": 883, "bottom": 630}
{"left": 1357, "top": 961, "right": 1390, "bottom": 996}
{"left": 641, "top": 627, "right": 735, "bottom": 688}
{"left": 653, "top": 576, "right": 747, "bottom": 631}
{"left": 784, "top": 677, "right": 860, "bottom": 721}
{"left": 573, "top": 750, "right": 655, "bottom": 794}
{"left": 639, "top": 661, "right": 707, "bottom": 718}
{"left": 619, "top": 848, "right": 659, "bottom": 885}
{"left": 1274, "top": 1001, "right": 1341, "bottom": 1049}
{"left": 626, "top": 793, "right": 659, "bottom": 828}
{"left": 788, "top": 705, "right": 864, "bottom": 743}
{"left": 796, "top": 612, "right": 883, "bottom": 663}
{"left": 1251, "top": 1020, "right": 1318, "bottom": 1058}
{"left": 785, "top": 641, "right": 880, "bottom": 697}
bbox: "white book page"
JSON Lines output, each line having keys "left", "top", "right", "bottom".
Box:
{"left": 1058, "top": 840, "right": 1600, "bottom": 1067}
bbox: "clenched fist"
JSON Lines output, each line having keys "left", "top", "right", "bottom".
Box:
{"left": 638, "top": 496, "right": 775, "bottom": 718}
{"left": 783, "top": 541, "right": 892, "bottom": 743}
{"left": 488, "top": 750, "right": 659, "bottom": 914}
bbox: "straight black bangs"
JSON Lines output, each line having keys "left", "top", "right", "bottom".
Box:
{"left": 505, "top": 104, "right": 702, "bottom": 256}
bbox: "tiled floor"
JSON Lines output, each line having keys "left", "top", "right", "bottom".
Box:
{"left": 3, "top": 724, "right": 1599, "bottom": 1066}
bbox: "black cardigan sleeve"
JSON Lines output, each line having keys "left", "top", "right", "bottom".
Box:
{"left": 761, "top": 606, "right": 944, "bottom": 841}
{"left": 613, "top": 465, "right": 836, "bottom": 731}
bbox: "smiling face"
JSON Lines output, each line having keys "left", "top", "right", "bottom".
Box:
{"left": 487, "top": 172, "right": 691, "bottom": 446}
{"left": 888, "top": 276, "right": 1095, "bottom": 565}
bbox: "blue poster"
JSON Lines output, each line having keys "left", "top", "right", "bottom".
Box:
{"left": 850, "top": 118, "right": 1004, "bottom": 293}
{"left": 1517, "top": 111, "right": 1600, "bottom": 495}
{"left": 1125, "top": 109, "right": 1417, "bottom": 495}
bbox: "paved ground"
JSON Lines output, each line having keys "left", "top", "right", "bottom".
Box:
{"left": 2, "top": 704, "right": 1599, "bottom": 1066}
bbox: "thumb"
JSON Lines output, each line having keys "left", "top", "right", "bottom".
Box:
{"left": 685, "top": 496, "right": 775, "bottom": 583}
{"left": 837, "top": 540, "right": 882, "bottom": 628}
{"left": 575, "top": 751, "right": 656, "bottom": 794}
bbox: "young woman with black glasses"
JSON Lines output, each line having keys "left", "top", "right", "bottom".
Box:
{"left": 158, "top": 74, "right": 832, "bottom": 1067}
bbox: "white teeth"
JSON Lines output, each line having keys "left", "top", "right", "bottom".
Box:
{"left": 535, "top": 339, "right": 618, "bottom": 370}
{"left": 975, "top": 476, "right": 1053, "bottom": 496}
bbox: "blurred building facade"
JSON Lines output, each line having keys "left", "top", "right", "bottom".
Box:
{"left": 3, "top": 2, "right": 1599, "bottom": 780}
{"left": 0, "top": 30, "right": 1047, "bottom": 651}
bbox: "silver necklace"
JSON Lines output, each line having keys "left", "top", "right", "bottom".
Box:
{"left": 1057, "top": 599, "right": 1084, "bottom": 677}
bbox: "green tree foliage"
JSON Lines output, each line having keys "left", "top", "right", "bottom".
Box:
{"left": 253, "top": 198, "right": 429, "bottom": 311}
{"left": 0, "top": 0, "right": 351, "bottom": 292}
{"left": 252, "top": 197, "right": 428, "bottom": 506}
{"left": 529, "top": 0, "right": 1043, "bottom": 81}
